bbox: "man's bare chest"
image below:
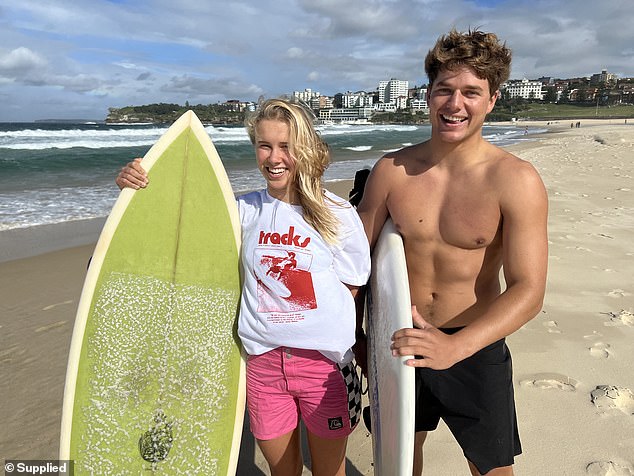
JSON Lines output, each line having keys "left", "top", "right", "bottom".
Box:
{"left": 387, "top": 179, "right": 502, "bottom": 250}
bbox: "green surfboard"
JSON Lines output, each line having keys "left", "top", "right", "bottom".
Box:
{"left": 59, "top": 111, "right": 245, "bottom": 474}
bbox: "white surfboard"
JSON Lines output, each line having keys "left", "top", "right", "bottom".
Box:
{"left": 367, "top": 218, "right": 415, "bottom": 475}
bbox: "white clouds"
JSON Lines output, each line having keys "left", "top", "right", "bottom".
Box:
{"left": 298, "top": 0, "right": 420, "bottom": 41}
{"left": 0, "top": 0, "right": 632, "bottom": 120}
{"left": 56, "top": 73, "right": 110, "bottom": 94}
{"left": 161, "top": 74, "right": 264, "bottom": 101}
{"left": 0, "top": 47, "right": 47, "bottom": 77}
{"left": 0, "top": 45, "right": 111, "bottom": 94}
{"left": 115, "top": 62, "right": 141, "bottom": 70}
{"left": 286, "top": 47, "right": 305, "bottom": 59}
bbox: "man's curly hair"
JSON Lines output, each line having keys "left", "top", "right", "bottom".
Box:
{"left": 425, "top": 28, "right": 512, "bottom": 95}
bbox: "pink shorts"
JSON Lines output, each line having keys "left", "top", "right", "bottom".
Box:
{"left": 246, "top": 347, "right": 361, "bottom": 440}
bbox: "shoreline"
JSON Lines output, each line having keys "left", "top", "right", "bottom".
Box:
{"left": 2, "top": 118, "right": 631, "bottom": 264}
{"left": 0, "top": 181, "right": 354, "bottom": 264}
{"left": 0, "top": 218, "right": 107, "bottom": 264}
{"left": 2, "top": 119, "right": 633, "bottom": 474}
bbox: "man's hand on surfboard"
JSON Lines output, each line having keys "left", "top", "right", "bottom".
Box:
{"left": 116, "top": 157, "right": 148, "bottom": 190}
{"left": 390, "top": 305, "right": 462, "bottom": 370}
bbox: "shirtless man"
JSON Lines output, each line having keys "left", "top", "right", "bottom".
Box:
{"left": 355, "top": 29, "right": 548, "bottom": 475}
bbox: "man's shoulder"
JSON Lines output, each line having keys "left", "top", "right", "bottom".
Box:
{"left": 486, "top": 146, "right": 546, "bottom": 199}
{"left": 386, "top": 140, "right": 430, "bottom": 159}
{"left": 489, "top": 146, "right": 540, "bottom": 177}
{"left": 376, "top": 140, "right": 431, "bottom": 170}
{"left": 478, "top": 142, "right": 529, "bottom": 174}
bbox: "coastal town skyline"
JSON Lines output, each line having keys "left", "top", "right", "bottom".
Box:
{"left": 103, "top": 68, "right": 633, "bottom": 125}
{"left": 1, "top": 0, "right": 632, "bottom": 122}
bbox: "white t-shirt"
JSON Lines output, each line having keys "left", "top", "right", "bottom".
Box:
{"left": 237, "top": 189, "right": 371, "bottom": 364}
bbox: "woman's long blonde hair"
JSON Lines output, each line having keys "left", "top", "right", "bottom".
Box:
{"left": 245, "top": 98, "right": 339, "bottom": 244}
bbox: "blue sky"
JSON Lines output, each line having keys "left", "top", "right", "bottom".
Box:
{"left": 0, "top": 0, "right": 632, "bottom": 121}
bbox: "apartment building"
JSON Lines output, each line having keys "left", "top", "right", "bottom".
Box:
{"left": 318, "top": 106, "right": 373, "bottom": 123}
{"left": 591, "top": 69, "right": 617, "bottom": 85}
{"left": 341, "top": 91, "right": 373, "bottom": 108}
{"left": 501, "top": 78, "right": 543, "bottom": 100}
{"left": 378, "top": 79, "right": 409, "bottom": 108}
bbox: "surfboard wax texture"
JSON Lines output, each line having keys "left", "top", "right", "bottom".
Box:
{"left": 67, "top": 117, "right": 243, "bottom": 474}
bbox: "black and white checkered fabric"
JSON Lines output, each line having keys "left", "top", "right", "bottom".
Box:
{"left": 338, "top": 361, "right": 361, "bottom": 428}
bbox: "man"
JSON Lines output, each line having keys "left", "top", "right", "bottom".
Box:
{"left": 355, "top": 29, "right": 548, "bottom": 475}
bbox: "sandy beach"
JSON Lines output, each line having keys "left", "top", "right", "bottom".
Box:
{"left": 1, "top": 119, "right": 633, "bottom": 474}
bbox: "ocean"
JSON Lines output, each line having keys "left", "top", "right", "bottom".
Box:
{"left": 0, "top": 121, "right": 536, "bottom": 231}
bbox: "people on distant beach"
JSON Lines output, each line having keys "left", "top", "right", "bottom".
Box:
{"left": 116, "top": 98, "right": 371, "bottom": 476}
{"left": 355, "top": 28, "right": 548, "bottom": 475}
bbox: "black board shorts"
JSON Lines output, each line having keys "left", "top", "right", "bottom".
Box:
{"left": 414, "top": 329, "right": 522, "bottom": 474}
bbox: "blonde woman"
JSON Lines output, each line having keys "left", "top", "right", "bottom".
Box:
{"left": 117, "top": 99, "right": 370, "bottom": 475}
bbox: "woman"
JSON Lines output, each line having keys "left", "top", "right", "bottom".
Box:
{"left": 117, "top": 99, "right": 370, "bottom": 476}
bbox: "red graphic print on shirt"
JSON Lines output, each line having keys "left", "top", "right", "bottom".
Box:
{"left": 254, "top": 234, "right": 316, "bottom": 314}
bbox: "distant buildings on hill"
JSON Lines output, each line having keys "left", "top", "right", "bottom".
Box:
{"left": 286, "top": 79, "right": 427, "bottom": 123}
{"left": 223, "top": 69, "right": 633, "bottom": 123}
{"left": 501, "top": 69, "right": 633, "bottom": 104}
{"left": 501, "top": 78, "right": 544, "bottom": 100}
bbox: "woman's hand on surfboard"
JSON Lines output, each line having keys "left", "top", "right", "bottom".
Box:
{"left": 390, "top": 305, "right": 462, "bottom": 370}
{"left": 116, "top": 158, "right": 148, "bottom": 190}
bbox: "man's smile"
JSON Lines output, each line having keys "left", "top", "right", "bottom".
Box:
{"left": 440, "top": 114, "right": 468, "bottom": 124}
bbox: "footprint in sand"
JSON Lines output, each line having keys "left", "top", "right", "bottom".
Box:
{"left": 603, "top": 310, "right": 634, "bottom": 327}
{"left": 608, "top": 290, "right": 632, "bottom": 298}
{"left": 590, "top": 385, "right": 634, "bottom": 415}
{"left": 576, "top": 246, "right": 594, "bottom": 252}
{"left": 586, "top": 460, "right": 634, "bottom": 475}
{"left": 520, "top": 373, "right": 578, "bottom": 392}
{"left": 543, "top": 320, "right": 562, "bottom": 334}
{"left": 589, "top": 342, "right": 611, "bottom": 359}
